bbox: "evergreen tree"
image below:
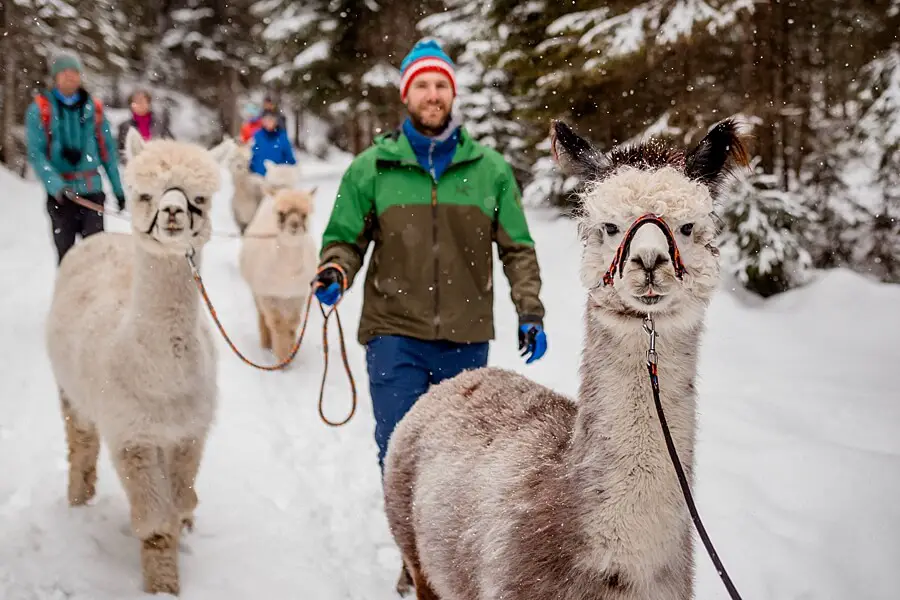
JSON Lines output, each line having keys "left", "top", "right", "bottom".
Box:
{"left": 847, "top": 43, "right": 900, "bottom": 282}
{"left": 719, "top": 158, "right": 814, "bottom": 297}
{"left": 418, "top": 0, "right": 525, "bottom": 175}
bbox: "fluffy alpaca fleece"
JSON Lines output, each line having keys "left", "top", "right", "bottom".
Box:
{"left": 262, "top": 160, "right": 301, "bottom": 192}
{"left": 238, "top": 187, "right": 318, "bottom": 362}
{"left": 44, "top": 129, "right": 234, "bottom": 596}
{"left": 226, "top": 143, "right": 300, "bottom": 234}
{"left": 383, "top": 119, "right": 750, "bottom": 600}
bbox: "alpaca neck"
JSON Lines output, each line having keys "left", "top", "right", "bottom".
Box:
{"left": 570, "top": 298, "right": 702, "bottom": 572}
{"left": 126, "top": 244, "right": 201, "bottom": 337}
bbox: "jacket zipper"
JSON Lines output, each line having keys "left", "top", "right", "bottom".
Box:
{"left": 431, "top": 181, "right": 440, "bottom": 338}
{"left": 427, "top": 140, "right": 441, "bottom": 338}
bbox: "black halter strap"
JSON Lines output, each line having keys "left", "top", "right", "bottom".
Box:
{"left": 144, "top": 187, "right": 204, "bottom": 237}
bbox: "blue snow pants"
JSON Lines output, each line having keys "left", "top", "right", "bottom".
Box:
{"left": 365, "top": 335, "right": 489, "bottom": 472}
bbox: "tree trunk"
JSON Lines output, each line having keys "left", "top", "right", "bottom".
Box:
{"left": 217, "top": 67, "right": 241, "bottom": 139}
{"left": 2, "top": 52, "right": 17, "bottom": 168}
{"left": 777, "top": 0, "right": 790, "bottom": 192}
{"left": 755, "top": 3, "right": 776, "bottom": 174}
{"left": 0, "top": 0, "right": 15, "bottom": 167}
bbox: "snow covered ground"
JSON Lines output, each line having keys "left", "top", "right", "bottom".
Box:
{"left": 1, "top": 154, "right": 898, "bottom": 600}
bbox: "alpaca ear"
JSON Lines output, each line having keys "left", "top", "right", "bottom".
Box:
{"left": 684, "top": 118, "right": 752, "bottom": 196}
{"left": 308, "top": 186, "right": 317, "bottom": 196}
{"left": 549, "top": 120, "right": 609, "bottom": 179}
{"left": 125, "top": 127, "right": 145, "bottom": 162}
{"left": 264, "top": 159, "right": 276, "bottom": 171}
{"left": 209, "top": 137, "right": 236, "bottom": 164}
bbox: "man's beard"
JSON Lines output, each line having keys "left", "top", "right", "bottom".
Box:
{"left": 408, "top": 103, "right": 451, "bottom": 137}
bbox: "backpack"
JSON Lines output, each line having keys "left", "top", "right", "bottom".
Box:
{"left": 34, "top": 93, "right": 110, "bottom": 164}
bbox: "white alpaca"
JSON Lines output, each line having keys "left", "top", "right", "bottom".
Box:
{"left": 262, "top": 159, "right": 301, "bottom": 193}
{"left": 383, "top": 119, "right": 750, "bottom": 600}
{"left": 226, "top": 142, "right": 263, "bottom": 234}
{"left": 45, "top": 129, "right": 234, "bottom": 595}
{"left": 225, "top": 141, "right": 300, "bottom": 234}
{"left": 239, "top": 186, "right": 318, "bottom": 362}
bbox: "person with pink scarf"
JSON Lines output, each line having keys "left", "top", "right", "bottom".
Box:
{"left": 116, "top": 89, "right": 172, "bottom": 158}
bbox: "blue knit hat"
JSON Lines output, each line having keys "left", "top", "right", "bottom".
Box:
{"left": 399, "top": 39, "right": 456, "bottom": 101}
{"left": 50, "top": 52, "right": 82, "bottom": 78}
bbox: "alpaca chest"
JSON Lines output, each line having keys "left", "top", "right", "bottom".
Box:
{"left": 81, "top": 327, "right": 219, "bottom": 441}
{"left": 241, "top": 239, "right": 316, "bottom": 298}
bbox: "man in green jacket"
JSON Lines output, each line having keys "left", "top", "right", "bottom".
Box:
{"left": 25, "top": 51, "right": 126, "bottom": 265}
{"left": 313, "top": 39, "right": 547, "bottom": 471}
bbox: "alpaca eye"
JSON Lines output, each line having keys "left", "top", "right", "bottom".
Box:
{"left": 603, "top": 223, "right": 619, "bottom": 236}
{"left": 194, "top": 196, "right": 207, "bottom": 205}
{"left": 139, "top": 194, "right": 152, "bottom": 203}
{"left": 680, "top": 223, "right": 694, "bottom": 236}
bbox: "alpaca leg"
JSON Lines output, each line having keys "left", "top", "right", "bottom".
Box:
{"left": 396, "top": 563, "right": 413, "bottom": 596}
{"left": 256, "top": 299, "right": 272, "bottom": 350}
{"left": 272, "top": 330, "right": 291, "bottom": 363}
{"left": 258, "top": 298, "right": 295, "bottom": 363}
{"left": 169, "top": 436, "right": 205, "bottom": 532}
{"left": 60, "top": 391, "right": 99, "bottom": 506}
{"left": 114, "top": 442, "right": 179, "bottom": 595}
{"left": 273, "top": 299, "right": 303, "bottom": 363}
{"left": 405, "top": 558, "right": 439, "bottom": 600}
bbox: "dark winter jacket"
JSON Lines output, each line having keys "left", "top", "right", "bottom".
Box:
{"left": 116, "top": 111, "right": 172, "bottom": 156}
{"left": 249, "top": 127, "right": 296, "bottom": 176}
{"left": 25, "top": 87, "right": 125, "bottom": 199}
{"left": 319, "top": 125, "right": 545, "bottom": 345}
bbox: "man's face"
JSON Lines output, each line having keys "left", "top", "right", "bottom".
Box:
{"left": 55, "top": 69, "right": 81, "bottom": 96}
{"left": 404, "top": 71, "right": 454, "bottom": 134}
{"left": 262, "top": 115, "right": 277, "bottom": 131}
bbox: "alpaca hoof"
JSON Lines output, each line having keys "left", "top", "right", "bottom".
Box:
{"left": 142, "top": 533, "right": 180, "bottom": 595}
{"left": 396, "top": 564, "right": 413, "bottom": 596}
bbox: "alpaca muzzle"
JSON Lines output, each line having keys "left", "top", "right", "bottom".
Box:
{"left": 145, "top": 188, "right": 204, "bottom": 238}
{"left": 602, "top": 214, "right": 686, "bottom": 287}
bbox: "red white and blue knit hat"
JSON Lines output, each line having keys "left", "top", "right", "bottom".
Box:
{"left": 399, "top": 39, "right": 457, "bottom": 102}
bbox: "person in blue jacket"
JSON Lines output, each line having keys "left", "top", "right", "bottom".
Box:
{"left": 25, "top": 51, "right": 126, "bottom": 265}
{"left": 248, "top": 109, "right": 296, "bottom": 176}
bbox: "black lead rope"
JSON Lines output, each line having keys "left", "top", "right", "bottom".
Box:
{"left": 644, "top": 315, "right": 744, "bottom": 600}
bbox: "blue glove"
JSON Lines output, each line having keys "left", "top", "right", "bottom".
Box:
{"left": 313, "top": 266, "right": 345, "bottom": 306}
{"left": 518, "top": 323, "right": 547, "bottom": 364}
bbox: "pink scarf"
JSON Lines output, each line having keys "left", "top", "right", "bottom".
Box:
{"left": 133, "top": 112, "right": 153, "bottom": 140}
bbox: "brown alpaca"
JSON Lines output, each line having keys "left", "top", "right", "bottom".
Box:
{"left": 382, "top": 119, "right": 750, "bottom": 600}
{"left": 239, "top": 187, "right": 318, "bottom": 362}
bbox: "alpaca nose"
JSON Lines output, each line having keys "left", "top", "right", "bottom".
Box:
{"left": 161, "top": 205, "right": 185, "bottom": 223}
{"left": 630, "top": 251, "right": 669, "bottom": 272}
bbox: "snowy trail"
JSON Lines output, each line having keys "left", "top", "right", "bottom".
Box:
{"left": 1, "top": 158, "right": 899, "bottom": 599}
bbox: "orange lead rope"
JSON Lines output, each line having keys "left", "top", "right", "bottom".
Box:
{"left": 186, "top": 250, "right": 357, "bottom": 427}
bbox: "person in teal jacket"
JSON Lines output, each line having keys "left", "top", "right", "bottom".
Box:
{"left": 25, "top": 51, "right": 126, "bottom": 265}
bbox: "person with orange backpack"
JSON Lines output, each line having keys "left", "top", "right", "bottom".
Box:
{"left": 25, "top": 51, "right": 126, "bottom": 265}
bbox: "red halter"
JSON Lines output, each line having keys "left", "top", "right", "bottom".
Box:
{"left": 602, "top": 214, "right": 687, "bottom": 287}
